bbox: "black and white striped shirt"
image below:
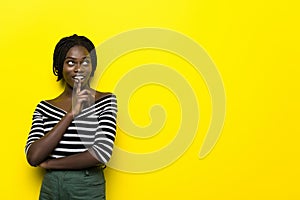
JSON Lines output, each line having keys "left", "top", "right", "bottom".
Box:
{"left": 25, "top": 94, "right": 117, "bottom": 164}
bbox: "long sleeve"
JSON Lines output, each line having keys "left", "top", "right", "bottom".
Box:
{"left": 25, "top": 108, "right": 45, "bottom": 155}
{"left": 89, "top": 95, "right": 117, "bottom": 164}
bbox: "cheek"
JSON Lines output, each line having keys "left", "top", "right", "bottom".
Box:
{"left": 86, "top": 66, "right": 93, "bottom": 76}
{"left": 62, "top": 66, "right": 73, "bottom": 79}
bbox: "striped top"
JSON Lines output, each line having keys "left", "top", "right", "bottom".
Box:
{"left": 25, "top": 94, "right": 117, "bottom": 164}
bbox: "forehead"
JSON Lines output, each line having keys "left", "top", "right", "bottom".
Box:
{"left": 65, "top": 45, "right": 90, "bottom": 58}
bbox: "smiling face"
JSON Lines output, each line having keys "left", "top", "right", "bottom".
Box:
{"left": 62, "top": 45, "right": 93, "bottom": 88}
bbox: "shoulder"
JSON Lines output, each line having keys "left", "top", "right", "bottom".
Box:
{"left": 34, "top": 100, "right": 47, "bottom": 110}
{"left": 95, "top": 91, "right": 116, "bottom": 102}
{"left": 44, "top": 96, "right": 61, "bottom": 105}
{"left": 31, "top": 100, "right": 47, "bottom": 118}
{"left": 94, "top": 91, "right": 117, "bottom": 111}
{"left": 34, "top": 98, "right": 66, "bottom": 116}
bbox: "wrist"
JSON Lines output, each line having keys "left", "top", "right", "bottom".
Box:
{"left": 65, "top": 112, "right": 75, "bottom": 119}
{"left": 44, "top": 159, "right": 59, "bottom": 169}
{"left": 39, "top": 159, "right": 51, "bottom": 169}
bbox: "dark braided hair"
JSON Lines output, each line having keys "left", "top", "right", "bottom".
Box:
{"left": 53, "top": 34, "right": 97, "bottom": 81}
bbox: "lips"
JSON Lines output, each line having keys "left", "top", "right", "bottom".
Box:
{"left": 72, "top": 75, "right": 85, "bottom": 80}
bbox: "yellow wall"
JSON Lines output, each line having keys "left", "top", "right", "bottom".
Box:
{"left": 1, "top": 0, "right": 299, "bottom": 199}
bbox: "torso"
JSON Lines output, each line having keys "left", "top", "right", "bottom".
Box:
{"left": 25, "top": 92, "right": 117, "bottom": 160}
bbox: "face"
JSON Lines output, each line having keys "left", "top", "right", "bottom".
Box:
{"left": 62, "top": 45, "right": 93, "bottom": 88}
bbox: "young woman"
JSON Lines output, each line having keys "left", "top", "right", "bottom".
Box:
{"left": 25, "top": 34, "right": 117, "bottom": 199}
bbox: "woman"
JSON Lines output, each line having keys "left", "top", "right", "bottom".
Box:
{"left": 25, "top": 34, "right": 117, "bottom": 200}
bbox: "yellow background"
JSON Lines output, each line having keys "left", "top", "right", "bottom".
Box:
{"left": 1, "top": 0, "right": 300, "bottom": 199}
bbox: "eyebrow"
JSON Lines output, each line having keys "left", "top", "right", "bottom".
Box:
{"left": 65, "top": 56, "right": 91, "bottom": 60}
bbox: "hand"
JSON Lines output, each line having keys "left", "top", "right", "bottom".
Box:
{"left": 71, "top": 79, "right": 95, "bottom": 116}
{"left": 39, "top": 160, "right": 50, "bottom": 169}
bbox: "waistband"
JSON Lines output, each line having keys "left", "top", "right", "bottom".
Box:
{"left": 46, "top": 166, "right": 104, "bottom": 175}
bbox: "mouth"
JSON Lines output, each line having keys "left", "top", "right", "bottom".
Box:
{"left": 72, "top": 75, "right": 85, "bottom": 81}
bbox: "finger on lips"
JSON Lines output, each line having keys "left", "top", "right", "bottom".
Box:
{"left": 76, "top": 81, "right": 81, "bottom": 94}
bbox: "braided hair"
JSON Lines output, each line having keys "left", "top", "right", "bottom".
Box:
{"left": 53, "top": 34, "right": 97, "bottom": 81}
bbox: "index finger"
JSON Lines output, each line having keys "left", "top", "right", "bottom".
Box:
{"left": 76, "top": 79, "right": 81, "bottom": 94}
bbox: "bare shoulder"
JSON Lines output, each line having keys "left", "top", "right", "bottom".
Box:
{"left": 95, "top": 91, "right": 115, "bottom": 101}
{"left": 44, "top": 95, "right": 71, "bottom": 112}
{"left": 44, "top": 96, "right": 60, "bottom": 104}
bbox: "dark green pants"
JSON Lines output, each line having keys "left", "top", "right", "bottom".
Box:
{"left": 39, "top": 167, "right": 105, "bottom": 200}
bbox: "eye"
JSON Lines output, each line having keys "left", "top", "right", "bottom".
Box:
{"left": 66, "top": 60, "right": 75, "bottom": 66}
{"left": 81, "top": 59, "right": 90, "bottom": 66}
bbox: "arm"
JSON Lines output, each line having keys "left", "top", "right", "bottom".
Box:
{"left": 39, "top": 150, "right": 100, "bottom": 169}
{"left": 26, "top": 112, "right": 74, "bottom": 166}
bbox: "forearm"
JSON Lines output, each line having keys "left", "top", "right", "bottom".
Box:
{"left": 41, "top": 150, "right": 101, "bottom": 170}
{"left": 26, "top": 112, "right": 74, "bottom": 166}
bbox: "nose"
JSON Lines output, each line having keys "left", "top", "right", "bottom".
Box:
{"left": 74, "top": 63, "right": 82, "bottom": 72}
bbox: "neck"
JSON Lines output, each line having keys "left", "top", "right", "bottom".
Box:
{"left": 62, "top": 83, "right": 74, "bottom": 98}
